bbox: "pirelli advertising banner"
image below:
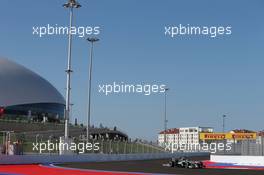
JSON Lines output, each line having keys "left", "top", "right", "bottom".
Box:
{"left": 230, "top": 133, "right": 257, "bottom": 140}
{"left": 200, "top": 133, "right": 257, "bottom": 140}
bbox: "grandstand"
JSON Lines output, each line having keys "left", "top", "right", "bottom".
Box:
{"left": 0, "top": 119, "right": 127, "bottom": 140}
{"left": 0, "top": 119, "right": 164, "bottom": 154}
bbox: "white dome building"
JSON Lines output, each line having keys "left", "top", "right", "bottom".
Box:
{"left": 0, "top": 58, "right": 65, "bottom": 122}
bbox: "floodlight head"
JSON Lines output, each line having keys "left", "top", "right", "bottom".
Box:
{"left": 87, "top": 37, "right": 100, "bottom": 43}
{"left": 63, "top": 0, "right": 81, "bottom": 8}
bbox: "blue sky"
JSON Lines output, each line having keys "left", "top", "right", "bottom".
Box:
{"left": 0, "top": 0, "right": 264, "bottom": 141}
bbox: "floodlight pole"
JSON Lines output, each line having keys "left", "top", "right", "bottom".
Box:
{"left": 222, "top": 114, "right": 227, "bottom": 153}
{"left": 63, "top": 0, "right": 81, "bottom": 139}
{"left": 222, "top": 115, "right": 226, "bottom": 133}
{"left": 164, "top": 88, "right": 169, "bottom": 147}
{"left": 86, "top": 37, "right": 99, "bottom": 141}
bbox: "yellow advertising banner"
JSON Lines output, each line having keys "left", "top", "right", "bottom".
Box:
{"left": 228, "top": 133, "right": 257, "bottom": 140}
{"left": 200, "top": 133, "right": 227, "bottom": 140}
{"left": 200, "top": 133, "right": 257, "bottom": 140}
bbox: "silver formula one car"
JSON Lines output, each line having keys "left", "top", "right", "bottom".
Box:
{"left": 163, "top": 157, "right": 205, "bottom": 169}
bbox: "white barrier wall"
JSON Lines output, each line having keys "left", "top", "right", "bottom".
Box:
{"left": 211, "top": 155, "right": 264, "bottom": 166}
{"left": 0, "top": 152, "right": 209, "bottom": 165}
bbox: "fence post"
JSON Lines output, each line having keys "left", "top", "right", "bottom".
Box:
{"left": 109, "top": 140, "right": 112, "bottom": 154}
{"left": 260, "top": 136, "right": 264, "bottom": 156}
{"left": 124, "top": 141, "right": 126, "bottom": 154}
{"left": 92, "top": 139, "right": 95, "bottom": 153}
{"left": 247, "top": 139, "right": 250, "bottom": 155}
{"left": 101, "top": 139, "right": 104, "bottom": 154}
{"left": 116, "top": 140, "right": 118, "bottom": 154}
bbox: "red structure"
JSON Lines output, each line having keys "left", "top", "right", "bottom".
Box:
{"left": 0, "top": 107, "right": 4, "bottom": 117}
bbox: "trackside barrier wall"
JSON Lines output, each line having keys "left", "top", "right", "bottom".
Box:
{"left": 210, "top": 155, "right": 264, "bottom": 166}
{"left": 0, "top": 152, "right": 209, "bottom": 165}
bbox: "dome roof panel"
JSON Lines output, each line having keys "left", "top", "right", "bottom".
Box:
{"left": 0, "top": 58, "right": 65, "bottom": 107}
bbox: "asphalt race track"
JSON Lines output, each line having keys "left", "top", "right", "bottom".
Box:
{"left": 0, "top": 156, "right": 263, "bottom": 175}
{"left": 0, "top": 164, "right": 138, "bottom": 175}
{"left": 59, "top": 156, "right": 264, "bottom": 175}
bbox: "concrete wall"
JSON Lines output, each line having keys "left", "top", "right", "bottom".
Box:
{"left": 0, "top": 152, "right": 209, "bottom": 165}
{"left": 211, "top": 155, "right": 264, "bottom": 166}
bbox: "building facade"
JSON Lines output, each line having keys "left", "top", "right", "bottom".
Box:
{"left": 158, "top": 126, "right": 213, "bottom": 147}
